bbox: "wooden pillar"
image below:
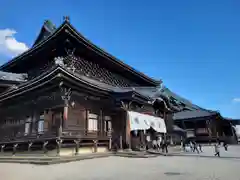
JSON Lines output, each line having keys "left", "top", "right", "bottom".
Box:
{"left": 140, "top": 130, "right": 145, "bottom": 149}
{"left": 61, "top": 87, "right": 71, "bottom": 131}
{"left": 56, "top": 139, "right": 62, "bottom": 156}
{"left": 94, "top": 140, "right": 98, "bottom": 153}
{"left": 31, "top": 111, "right": 38, "bottom": 135}
{"left": 62, "top": 100, "right": 68, "bottom": 130}
{"left": 58, "top": 112, "right": 63, "bottom": 137}
{"left": 85, "top": 110, "right": 89, "bottom": 136}
{"left": 109, "top": 136, "right": 112, "bottom": 150}
{"left": 163, "top": 110, "right": 167, "bottom": 142}
{"left": 206, "top": 120, "right": 212, "bottom": 142}
{"left": 214, "top": 119, "right": 218, "bottom": 137}
{"left": 181, "top": 120, "right": 186, "bottom": 129}
{"left": 100, "top": 110, "right": 103, "bottom": 136}
{"left": 119, "top": 135, "right": 123, "bottom": 150}
{"left": 44, "top": 110, "right": 50, "bottom": 133}
{"left": 194, "top": 121, "right": 197, "bottom": 138}
{"left": 125, "top": 111, "right": 131, "bottom": 150}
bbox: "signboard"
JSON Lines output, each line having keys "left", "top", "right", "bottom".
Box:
{"left": 127, "top": 111, "right": 166, "bottom": 133}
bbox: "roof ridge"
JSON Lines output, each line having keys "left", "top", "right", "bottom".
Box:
{"left": 43, "top": 20, "right": 57, "bottom": 32}
{"left": 0, "top": 18, "right": 160, "bottom": 86}
{"left": 64, "top": 21, "right": 161, "bottom": 86}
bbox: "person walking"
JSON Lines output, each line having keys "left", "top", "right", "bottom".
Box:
{"left": 161, "top": 139, "right": 168, "bottom": 155}
{"left": 189, "top": 141, "right": 194, "bottom": 152}
{"left": 193, "top": 141, "right": 199, "bottom": 154}
{"left": 182, "top": 141, "right": 186, "bottom": 152}
{"left": 198, "top": 144, "right": 203, "bottom": 152}
{"left": 223, "top": 141, "right": 228, "bottom": 151}
{"left": 152, "top": 139, "right": 157, "bottom": 150}
{"left": 165, "top": 141, "right": 169, "bottom": 154}
{"left": 157, "top": 136, "right": 161, "bottom": 151}
{"left": 146, "top": 135, "right": 151, "bottom": 150}
{"left": 214, "top": 144, "right": 220, "bottom": 157}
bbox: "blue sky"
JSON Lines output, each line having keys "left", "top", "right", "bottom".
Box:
{"left": 0, "top": 0, "right": 239, "bottom": 118}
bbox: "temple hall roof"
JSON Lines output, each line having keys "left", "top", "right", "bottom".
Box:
{"left": 32, "top": 20, "right": 57, "bottom": 46}
{"left": 0, "top": 18, "right": 160, "bottom": 87}
{"left": 173, "top": 109, "right": 218, "bottom": 121}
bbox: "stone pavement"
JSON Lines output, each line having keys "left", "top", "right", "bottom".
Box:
{"left": 1, "top": 154, "right": 240, "bottom": 180}
{"left": 0, "top": 152, "right": 112, "bottom": 165}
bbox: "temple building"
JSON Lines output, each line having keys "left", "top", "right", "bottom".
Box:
{"left": 161, "top": 87, "right": 236, "bottom": 143}
{"left": 0, "top": 17, "right": 174, "bottom": 155}
{"left": 0, "top": 17, "right": 235, "bottom": 156}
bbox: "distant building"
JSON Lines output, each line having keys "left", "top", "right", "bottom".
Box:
{"left": 158, "top": 87, "right": 236, "bottom": 143}
{"left": 225, "top": 118, "right": 240, "bottom": 142}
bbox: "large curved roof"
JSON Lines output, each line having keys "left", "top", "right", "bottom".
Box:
{"left": 0, "top": 19, "right": 160, "bottom": 87}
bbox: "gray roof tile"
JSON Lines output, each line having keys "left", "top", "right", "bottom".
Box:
{"left": 173, "top": 110, "right": 217, "bottom": 120}
{"left": 0, "top": 71, "right": 27, "bottom": 82}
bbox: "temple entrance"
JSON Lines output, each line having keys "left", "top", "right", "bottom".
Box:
{"left": 51, "top": 107, "right": 63, "bottom": 136}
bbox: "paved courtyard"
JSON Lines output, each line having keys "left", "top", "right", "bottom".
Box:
{"left": 1, "top": 146, "right": 240, "bottom": 180}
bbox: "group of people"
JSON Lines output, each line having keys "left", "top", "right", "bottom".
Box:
{"left": 151, "top": 138, "right": 169, "bottom": 154}
{"left": 182, "top": 139, "right": 229, "bottom": 157}
{"left": 182, "top": 140, "right": 203, "bottom": 154}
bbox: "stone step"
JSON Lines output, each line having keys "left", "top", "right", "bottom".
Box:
{"left": 0, "top": 153, "right": 112, "bottom": 165}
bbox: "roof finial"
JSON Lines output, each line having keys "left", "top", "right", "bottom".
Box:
{"left": 64, "top": 16, "right": 70, "bottom": 22}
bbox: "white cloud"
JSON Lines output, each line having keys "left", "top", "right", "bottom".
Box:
{"left": 0, "top": 29, "right": 28, "bottom": 57}
{"left": 232, "top": 98, "right": 240, "bottom": 103}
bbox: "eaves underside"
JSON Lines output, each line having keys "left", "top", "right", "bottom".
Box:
{"left": 0, "top": 66, "right": 155, "bottom": 103}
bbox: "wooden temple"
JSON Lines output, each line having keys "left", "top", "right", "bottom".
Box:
{"left": 0, "top": 17, "right": 173, "bottom": 155}
{"left": 167, "top": 90, "right": 236, "bottom": 143}
{"left": 150, "top": 86, "right": 236, "bottom": 144}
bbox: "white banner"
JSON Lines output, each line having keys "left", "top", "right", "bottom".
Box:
{"left": 128, "top": 111, "right": 166, "bottom": 133}
{"left": 234, "top": 125, "right": 240, "bottom": 138}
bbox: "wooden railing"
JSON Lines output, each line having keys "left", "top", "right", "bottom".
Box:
{"left": 0, "top": 129, "right": 58, "bottom": 143}
{"left": 0, "top": 127, "right": 111, "bottom": 143}
{"left": 62, "top": 129, "right": 111, "bottom": 139}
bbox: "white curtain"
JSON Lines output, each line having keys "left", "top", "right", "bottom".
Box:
{"left": 127, "top": 111, "right": 166, "bottom": 133}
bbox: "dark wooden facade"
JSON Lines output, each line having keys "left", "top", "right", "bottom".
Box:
{"left": 174, "top": 112, "right": 235, "bottom": 143}
{"left": 0, "top": 18, "right": 171, "bottom": 155}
